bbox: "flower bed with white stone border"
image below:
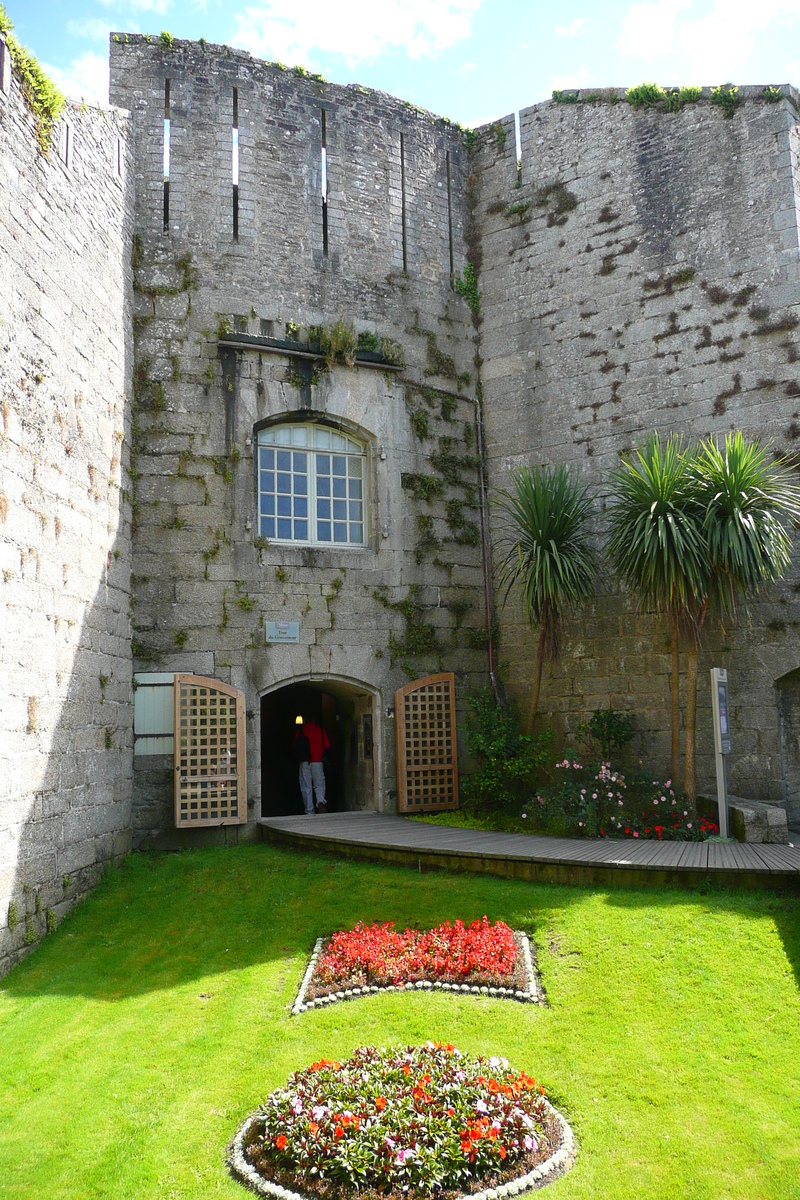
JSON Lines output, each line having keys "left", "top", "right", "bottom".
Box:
{"left": 292, "top": 920, "right": 542, "bottom": 1016}
{"left": 229, "top": 1044, "right": 575, "bottom": 1199}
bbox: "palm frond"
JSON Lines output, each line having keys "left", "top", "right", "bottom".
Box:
{"left": 496, "top": 463, "right": 597, "bottom": 631}
{"left": 696, "top": 431, "right": 800, "bottom": 614}
{"left": 607, "top": 433, "right": 708, "bottom": 615}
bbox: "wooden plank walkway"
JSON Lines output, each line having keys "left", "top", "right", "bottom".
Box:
{"left": 259, "top": 812, "right": 800, "bottom": 891}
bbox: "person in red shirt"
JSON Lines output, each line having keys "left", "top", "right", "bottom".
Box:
{"left": 293, "top": 714, "right": 331, "bottom": 814}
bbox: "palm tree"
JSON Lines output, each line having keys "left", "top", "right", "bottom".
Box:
{"left": 497, "top": 463, "right": 596, "bottom": 733}
{"left": 607, "top": 434, "right": 708, "bottom": 786}
{"left": 681, "top": 432, "right": 800, "bottom": 798}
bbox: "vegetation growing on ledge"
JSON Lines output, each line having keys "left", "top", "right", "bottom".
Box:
{"left": 0, "top": 2, "right": 65, "bottom": 153}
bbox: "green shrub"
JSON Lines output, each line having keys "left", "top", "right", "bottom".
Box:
{"left": 461, "top": 690, "right": 552, "bottom": 815}
{"left": 577, "top": 708, "right": 635, "bottom": 759}
{"left": 320, "top": 319, "right": 357, "bottom": 367}
{"left": 525, "top": 760, "right": 712, "bottom": 840}
{"left": 664, "top": 86, "right": 702, "bottom": 112}
{"left": 626, "top": 82, "right": 667, "bottom": 108}
{"left": 0, "top": 3, "right": 65, "bottom": 153}
{"left": 711, "top": 85, "right": 739, "bottom": 117}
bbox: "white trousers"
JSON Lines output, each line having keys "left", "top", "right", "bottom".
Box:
{"left": 299, "top": 761, "right": 326, "bottom": 813}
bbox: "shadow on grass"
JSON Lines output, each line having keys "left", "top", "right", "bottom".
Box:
{"left": 2, "top": 842, "right": 799, "bottom": 1001}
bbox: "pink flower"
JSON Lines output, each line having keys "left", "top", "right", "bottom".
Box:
{"left": 618, "top": 800, "right": 623, "bottom": 806}
{"left": 476, "top": 1099, "right": 488, "bottom": 1113}
{"left": 633, "top": 832, "right": 639, "bottom": 838}
{"left": 592, "top": 793, "right": 598, "bottom": 800}
{"left": 524, "top": 1134, "right": 538, "bottom": 1151}
{"left": 687, "top": 822, "right": 692, "bottom": 829}
{"left": 665, "top": 780, "right": 671, "bottom": 788}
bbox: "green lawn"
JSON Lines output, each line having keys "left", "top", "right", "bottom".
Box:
{"left": 1, "top": 845, "right": 799, "bottom": 1200}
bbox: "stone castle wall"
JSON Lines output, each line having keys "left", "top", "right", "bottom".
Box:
{"left": 474, "top": 88, "right": 800, "bottom": 805}
{"left": 0, "top": 35, "right": 134, "bottom": 974}
{"left": 108, "top": 36, "right": 488, "bottom": 840}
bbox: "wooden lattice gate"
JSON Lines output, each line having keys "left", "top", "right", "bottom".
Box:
{"left": 174, "top": 675, "right": 247, "bottom": 828}
{"left": 395, "top": 672, "right": 459, "bottom": 813}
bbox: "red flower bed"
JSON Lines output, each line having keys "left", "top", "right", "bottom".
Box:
{"left": 306, "top": 919, "right": 528, "bottom": 1001}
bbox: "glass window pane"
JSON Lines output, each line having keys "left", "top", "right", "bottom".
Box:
{"left": 318, "top": 521, "right": 331, "bottom": 541}
{"left": 316, "top": 453, "right": 330, "bottom": 474}
{"left": 333, "top": 522, "right": 347, "bottom": 542}
{"left": 294, "top": 519, "right": 308, "bottom": 539}
{"left": 260, "top": 495, "right": 275, "bottom": 516}
{"left": 261, "top": 516, "right": 275, "bottom": 537}
{"left": 333, "top": 477, "right": 346, "bottom": 498}
{"left": 293, "top": 451, "right": 307, "bottom": 472}
{"left": 294, "top": 496, "right": 308, "bottom": 518}
{"left": 277, "top": 472, "right": 291, "bottom": 493}
{"left": 292, "top": 427, "right": 308, "bottom": 445}
{"left": 277, "top": 449, "right": 291, "bottom": 471}
{"left": 277, "top": 494, "right": 291, "bottom": 517}
{"left": 348, "top": 456, "right": 362, "bottom": 477}
{"left": 349, "top": 500, "right": 362, "bottom": 522}
{"left": 332, "top": 455, "right": 346, "bottom": 476}
{"left": 315, "top": 428, "right": 331, "bottom": 449}
{"left": 317, "top": 499, "right": 331, "bottom": 519}
{"left": 348, "top": 478, "right": 362, "bottom": 499}
{"left": 275, "top": 427, "right": 292, "bottom": 444}
{"left": 294, "top": 473, "right": 307, "bottom": 495}
{"left": 331, "top": 432, "right": 346, "bottom": 451}
{"left": 333, "top": 499, "right": 347, "bottom": 521}
{"left": 259, "top": 429, "right": 275, "bottom": 445}
{"left": 261, "top": 471, "right": 275, "bottom": 493}
{"left": 350, "top": 524, "right": 363, "bottom": 544}
{"left": 277, "top": 518, "right": 292, "bottom": 538}
{"left": 317, "top": 476, "right": 330, "bottom": 497}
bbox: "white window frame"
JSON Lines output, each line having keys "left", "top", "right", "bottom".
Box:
{"left": 256, "top": 422, "right": 368, "bottom": 547}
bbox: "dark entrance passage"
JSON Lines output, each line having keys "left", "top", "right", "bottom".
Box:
{"left": 260, "top": 680, "right": 376, "bottom": 817}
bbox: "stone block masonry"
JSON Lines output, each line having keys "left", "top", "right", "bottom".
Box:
{"left": 474, "top": 88, "right": 800, "bottom": 802}
{"left": 0, "top": 34, "right": 134, "bottom": 975}
{"left": 108, "top": 36, "right": 488, "bottom": 840}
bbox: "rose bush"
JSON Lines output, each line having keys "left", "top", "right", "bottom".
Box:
{"left": 524, "top": 761, "right": 718, "bottom": 841}
{"left": 242, "top": 1043, "right": 559, "bottom": 1198}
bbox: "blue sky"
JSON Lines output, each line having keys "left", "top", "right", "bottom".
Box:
{"left": 10, "top": 0, "right": 800, "bottom": 126}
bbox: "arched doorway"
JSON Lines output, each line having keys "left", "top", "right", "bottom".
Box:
{"left": 260, "top": 678, "right": 379, "bottom": 816}
{"left": 776, "top": 667, "right": 800, "bottom": 831}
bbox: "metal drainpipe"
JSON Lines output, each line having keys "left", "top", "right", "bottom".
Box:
{"left": 474, "top": 394, "right": 502, "bottom": 706}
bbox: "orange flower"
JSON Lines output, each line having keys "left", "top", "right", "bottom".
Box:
{"left": 375, "top": 1097, "right": 387, "bottom": 1112}
{"left": 334, "top": 1126, "right": 345, "bottom": 1140}
{"left": 275, "top": 1135, "right": 287, "bottom": 1150}
{"left": 461, "top": 1139, "right": 472, "bottom": 1153}
{"left": 499, "top": 1146, "right": 507, "bottom": 1160}
{"left": 309, "top": 1122, "right": 319, "bottom": 1134}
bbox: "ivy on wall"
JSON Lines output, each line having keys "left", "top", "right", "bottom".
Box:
{"left": 0, "top": 3, "right": 64, "bottom": 153}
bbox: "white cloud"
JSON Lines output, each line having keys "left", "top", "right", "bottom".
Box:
{"left": 67, "top": 18, "right": 117, "bottom": 42}
{"left": 618, "top": 0, "right": 800, "bottom": 77}
{"left": 42, "top": 52, "right": 110, "bottom": 105}
{"left": 230, "top": 0, "right": 482, "bottom": 68}
{"left": 550, "top": 66, "right": 594, "bottom": 90}
{"left": 555, "top": 17, "right": 585, "bottom": 37}
{"left": 460, "top": 60, "right": 475, "bottom": 71}
{"left": 617, "top": 0, "right": 690, "bottom": 60}
{"left": 677, "top": 1, "right": 800, "bottom": 79}
{"left": 97, "top": 0, "right": 171, "bottom": 12}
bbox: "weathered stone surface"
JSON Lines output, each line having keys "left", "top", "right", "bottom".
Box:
{"left": 0, "top": 40, "right": 134, "bottom": 976}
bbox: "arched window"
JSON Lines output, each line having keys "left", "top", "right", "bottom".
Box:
{"left": 257, "top": 423, "right": 366, "bottom": 545}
